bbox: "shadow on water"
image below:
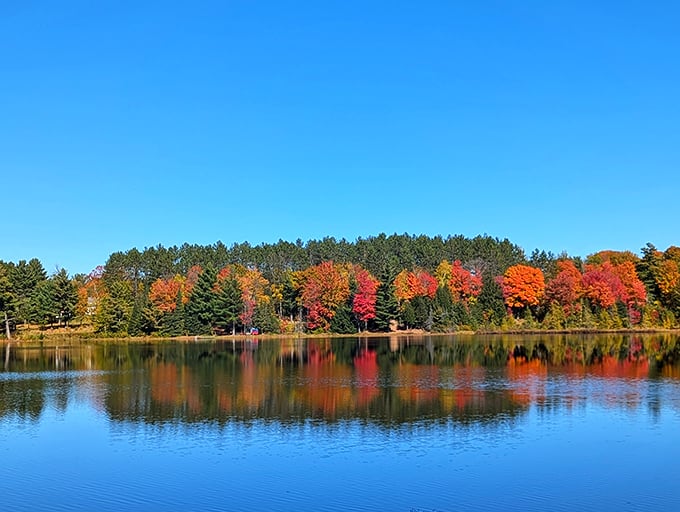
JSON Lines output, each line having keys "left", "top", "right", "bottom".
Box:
{"left": 2, "top": 333, "right": 680, "bottom": 428}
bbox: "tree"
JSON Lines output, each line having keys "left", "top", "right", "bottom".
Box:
{"left": 9, "top": 258, "right": 46, "bottom": 325}
{"left": 298, "top": 261, "right": 351, "bottom": 331}
{"left": 237, "top": 268, "right": 270, "bottom": 330}
{"left": 149, "top": 276, "right": 184, "bottom": 314}
{"left": 352, "top": 266, "right": 380, "bottom": 331}
{"left": 373, "top": 276, "right": 398, "bottom": 332}
{"left": 545, "top": 260, "right": 583, "bottom": 317}
{"left": 448, "top": 260, "right": 482, "bottom": 304}
{"left": 212, "top": 267, "right": 242, "bottom": 335}
{"left": 160, "top": 289, "right": 185, "bottom": 336}
{"left": 184, "top": 266, "right": 217, "bottom": 335}
{"left": 500, "top": 265, "right": 545, "bottom": 316}
{"left": 581, "top": 262, "right": 625, "bottom": 309}
{"left": 32, "top": 280, "right": 56, "bottom": 327}
{"left": 51, "top": 269, "right": 78, "bottom": 327}
{"left": 0, "top": 264, "right": 16, "bottom": 338}
{"left": 394, "top": 269, "right": 437, "bottom": 302}
{"left": 94, "top": 281, "right": 133, "bottom": 334}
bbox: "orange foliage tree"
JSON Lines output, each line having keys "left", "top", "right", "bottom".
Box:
{"left": 393, "top": 268, "right": 437, "bottom": 302}
{"left": 500, "top": 264, "right": 545, "bottom": 314}
{"left": 149, "top": 275, "right": 185, "bottom": 313}
{"left": 298, "top": 261, "right": 351, "bottom": 331}
{"left": 237, "top": 268, "right": 270, "bottom": 328}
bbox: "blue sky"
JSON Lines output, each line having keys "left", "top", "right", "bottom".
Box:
{"left": 1, "top": 1, "right": 678, "bottom": 275}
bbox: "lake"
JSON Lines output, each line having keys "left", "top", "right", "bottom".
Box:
{"left": 2, "top": 334, "right": 680, "bottom": 511}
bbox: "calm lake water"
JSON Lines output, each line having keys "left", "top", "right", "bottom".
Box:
{"left": 2, "top": 334, "right": 680, "bottom": 511}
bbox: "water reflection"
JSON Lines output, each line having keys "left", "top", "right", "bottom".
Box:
{"left": 2, "top": 333, "right": 680, "bottom": 427}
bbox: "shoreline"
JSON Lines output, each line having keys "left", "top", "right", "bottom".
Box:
{"left": 3, "top": 327, "right": 679, "bottom": 347}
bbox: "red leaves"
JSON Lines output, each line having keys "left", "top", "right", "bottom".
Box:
{"left": 352, "top": 266, "right": 380, "bottom": 323}
{"left": 394, "top": 268, "right": 437, "bottom": 302}
{"left": 448, "top": 260, "right": 482, "bottom": 303}
{"left": 546, "top": 260, "right": 583, "bottom": 316}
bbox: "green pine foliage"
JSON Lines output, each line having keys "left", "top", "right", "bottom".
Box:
{"left": 212, "top": 276, "right": 242, "bottom": 335}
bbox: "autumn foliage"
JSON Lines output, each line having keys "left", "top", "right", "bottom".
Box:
{"left": 352, "top": 266, "right": 380, "bottom": 325}
{"left": 393, "top": 269, "right": 437, "bottom": 302}
{"left": 500, "top": 264, "right": 545, "bottom": 311}
{"left": 149, "top": 275, "right": 185, "bottom": 312}
{"left": 545, "top": 260, "right": 583, "bottom": 316}
{"left": 297, "top": 261, "right": 351, "bottom": 330}
{"left": 448, "top": 260, "right": 482, "bottom": 303}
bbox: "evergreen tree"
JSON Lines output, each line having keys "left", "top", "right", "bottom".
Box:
{"left": 470, "top": 273, "right": 506, "bottom": 328}
{"left": 373, "top": 279, "right": 398, "bottom": 332}
{"left": 32, "top": 279, "right": 56, "bottom": 327}
{"left": 94, "top": 281, "right": 132, "bottom": 334}
{"left": 432, "top": 286, "right": 454, "bottom": 331}
{"left": 160, "top": 289, "right": 185, "bottom": 337}
{"left": 253, "top": 300, "right": 280, "bottom": 334}
{"left": 212, "top": 275, "right": 242, "bottom": 335}
{"left": 329, "top": 302, "right": 357, "bottom": 334}
{"left": 184, "top": 266, "right": 217, "bottom": 335}
{"left": 51, "top": 269, "right": 78, "bottom": 327}
{"left": 411, "top": 296, "right": 432, "bottom": 330}
{"left": 9, "top": 258, "right": 46, "bottom": 325}
{"left": 128, "top": 285, "right": 154, "bottom": 336}
{"left": 0, "top": 264, "right": 16, "bottom": 337}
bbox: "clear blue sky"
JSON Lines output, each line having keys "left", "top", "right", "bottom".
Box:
{"left": 1, "top": 1, "right": 678, "bottom": 275}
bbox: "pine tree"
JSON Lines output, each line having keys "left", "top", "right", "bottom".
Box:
{"left": 373, "top": 279, "right": 398, "bottom": 331}
{"left": 94, "top": 281, "right": 132, "bottom": 334}
{"left": 51, "top": 269, "right": 78, "bottom": 327}
{"left": 330, "top": 302, "right": 357, "bottom": 334}
{"left": 253, "top": 300, "right": 280, "bottom": 334}
{"left": 9, "top": 259, "right": 46, "bottom": 325}
{"left": 32, "top": 279, "right": 56, "bottom": 327}
{"left": 128, "top": 286, "right": 154, "bottom": 336}
{"left": 470, "top": 273, "right": 506, "bottom": 328}
{"left": 184, "top": 266, "right": 217, "bottom": 335}
{"left": 212, "top": 275, "right": 242, "bottom": 335}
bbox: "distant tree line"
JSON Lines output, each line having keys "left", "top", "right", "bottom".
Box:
{"left": 1, "top": 234, "right": 679, "bottom": 337}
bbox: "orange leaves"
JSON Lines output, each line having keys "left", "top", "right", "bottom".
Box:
{"left": 582, "top": 261, "right": 646, "bottom": 310}
{"left": 149, "top": 275, "right": 184, "bottom": 312}
{"left": 393, "top": 268, "right": 437, "bottom": 302}
{"left": 500, "top": 264, "right": 545, "bottom": 310}
{"left": 298, "top": 261, "right": 351, "bottom": 330}
{"left": 656, "top": 259, "right": 680, "bottom": 297}
{"left": 611, "top": 261, "right": 646, "bottom": 307}
{"left": 237, "top": 268, "right": 270, "bottom": 327}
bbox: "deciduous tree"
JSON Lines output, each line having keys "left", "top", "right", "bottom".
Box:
{"left": 298, "top": 261, "right": 351, "bottom": 331}
{"left": 352, "top": 266, "right": 380, "bottom": 330}
{"left": 500, "top": 265, "right": 545, "bottom": 314}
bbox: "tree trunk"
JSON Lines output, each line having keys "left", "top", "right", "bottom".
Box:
{"left": 4, "top": 311, "right": 10, "bottom": 340}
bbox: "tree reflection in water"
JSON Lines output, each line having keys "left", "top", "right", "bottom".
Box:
{"left": 2, "top": 333, "right": 679, "bottom": 426}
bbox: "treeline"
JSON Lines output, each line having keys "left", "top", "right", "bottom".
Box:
{"left": 0, "top": 234, "right": 679, "bottom": 337}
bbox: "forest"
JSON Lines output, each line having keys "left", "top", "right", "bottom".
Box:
{"left": 0, "top": 233, "right": 678, "bottom": 337}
